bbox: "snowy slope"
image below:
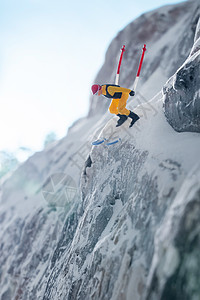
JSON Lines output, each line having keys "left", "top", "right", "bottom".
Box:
{"left": 0, "top": 1, "right": 200, "bottom": 300}
{"left": 50, "top": 93, "right": 200, "bottom": 300}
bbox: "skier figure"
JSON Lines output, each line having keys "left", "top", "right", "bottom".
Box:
{"left": 91, "top": 84, "right": 139, "bottom": 127}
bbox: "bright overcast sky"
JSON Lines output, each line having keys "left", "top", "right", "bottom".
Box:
{"left": 0, "top": 0, "right": 185, "bottom": 157}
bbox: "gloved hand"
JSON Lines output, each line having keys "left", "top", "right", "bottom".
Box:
{"left": 129, "top": 90, "right": 135, "bottom": 96}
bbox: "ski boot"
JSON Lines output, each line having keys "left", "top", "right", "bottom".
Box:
{"left": 116, "top": 114, "right": 128, "bottom": 127}
{"left": 128, "top": 111, "right": 140, "bottom": 127}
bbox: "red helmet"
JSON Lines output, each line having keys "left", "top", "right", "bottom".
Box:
{"left": 91, "top": 84, "right": 101, "bottom": 95}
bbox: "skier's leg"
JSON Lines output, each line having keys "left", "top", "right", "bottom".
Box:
{"left": 118, "top": 93, "right": 140, "bottom": 127}
{"left": 129, "top": 111, "right": 140, "bottom": 127}
{"left": 116, "top": 114, "right": 128, "bottom": 127}
{"left": 109, "top": 98, "right": 119, "bottom": 115}
{"left": 114, "top": 94, "right": 130, "bottom": 127}
{"left": 109, "top": 99, "right": 126, "bottom": 127}
{"left": 117, "top": 93, "right": 130, "bottom": 116}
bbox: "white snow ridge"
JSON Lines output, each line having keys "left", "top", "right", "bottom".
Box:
{"left": 0, "top": 1, "right": 200, "bottom": 300}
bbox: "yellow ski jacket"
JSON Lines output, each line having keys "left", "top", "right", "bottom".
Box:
{"left": 101, "top": 84, "right": 132, "bottom": 99}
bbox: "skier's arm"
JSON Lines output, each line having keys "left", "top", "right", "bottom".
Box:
{"left": 108, "top": 86, "right": 134, "bottom": 96}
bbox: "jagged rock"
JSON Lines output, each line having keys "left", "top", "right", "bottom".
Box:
{"left": 146, "top": 163, "right": 200, "bottom": 300}
{"left": 163, "top": 13, "right": 200, "bottom": 133}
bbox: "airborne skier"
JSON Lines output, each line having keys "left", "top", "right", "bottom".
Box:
{"left": 91, "top": 84, "right": 139, "bottom": 127}
{"left": 91, "top": 44, "right": 146, "bottom": 128}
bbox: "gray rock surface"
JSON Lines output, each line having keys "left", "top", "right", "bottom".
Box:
{"left": 163, "top": 7, "right": 200, "bottom": 133}
{"left": 146, "top": 163, "right": 200, "bottom": 300}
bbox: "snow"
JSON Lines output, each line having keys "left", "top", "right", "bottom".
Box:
{"left": 83, "top": 85, "right": 200, "bottom": 298}
{"left": 91, "top": 91, "right": 200, "bottom": 177}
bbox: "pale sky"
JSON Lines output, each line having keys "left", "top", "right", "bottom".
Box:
{"left": 0, "top": 0, "right": 185, "bottom": 159}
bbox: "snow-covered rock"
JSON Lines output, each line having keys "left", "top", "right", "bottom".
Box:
{"left": 163, "top": 7, "right": 200, "bottom": 133}
{"left": 0, "top": 1, "right": 200, "bottom": 300}
{"left": 146, "top": 162, "right": 200, "bottom": 300}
